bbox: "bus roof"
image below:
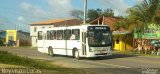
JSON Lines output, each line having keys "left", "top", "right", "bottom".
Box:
{"left": 37, "top": 24, "right": 109, "bottom": 31}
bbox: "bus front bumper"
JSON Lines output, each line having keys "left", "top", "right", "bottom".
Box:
{"left": 86, "top": 51, "right": 112, "bottom": 58}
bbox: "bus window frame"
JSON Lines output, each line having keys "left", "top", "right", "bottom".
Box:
{"left": 50, "top": 30, "right": 57, "bottom": 40}
{"left": 38, "top": 31, "right": 43, "bottom": 40}
{"left": 64, "top": 29, "right": 71, "bottom": 40}
{"left": 57, "top": 30, "right": 64, "bottom": 40}
{"left": 47, "top": 31, "right": 51, "bottom": 40}
{"left": 71, "top": 29, "right": 80, "bottom": 40}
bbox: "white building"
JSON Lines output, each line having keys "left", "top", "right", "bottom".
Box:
{"left": 30, "top": 19, "right": 82, "bottom": 47}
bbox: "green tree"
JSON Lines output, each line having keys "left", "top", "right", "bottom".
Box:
{"left": 127, "top": 0, "right": 160, "bottom": 31}
{"left": 0, "top": 37, "right": 4, "bottom": 46}
{"left": 87, "top": 8, "right": 114, "bottom": 22}
{"left": 70, "top": 9, "right": 84, "bottom": 20}
{"left": 103, "top": 8, "right": 114, "bottom": 17}
{"left": 115, "top": 19, "right": 129, "bottom": 30}
{"left": 87, "top": 9, "right": 100, "bottom": 22}
{"left": 70, "top": 8, "right": 115, "bottom": 23}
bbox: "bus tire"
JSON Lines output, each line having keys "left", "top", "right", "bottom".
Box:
{"left": 48, "top": 47, "right": 54, "bottom": 56}
{"left": 74, "top": 50, "right": 80, "bottom": 59}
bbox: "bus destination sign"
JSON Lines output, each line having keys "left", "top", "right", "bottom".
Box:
{"left": 95, "top": 27, "right": 107, "bottom": 30}
{"left": 88, "top": 26, "right": 110, "bottom": 31}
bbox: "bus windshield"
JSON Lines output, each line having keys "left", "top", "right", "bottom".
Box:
{"left": 88, "top": 26, "right": 112, "bottom": 47}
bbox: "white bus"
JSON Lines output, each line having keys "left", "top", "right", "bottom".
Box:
{"left": 37, "top": 25, "right": 113, "bottom": 59}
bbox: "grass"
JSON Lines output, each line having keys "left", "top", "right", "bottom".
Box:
{"left": 0, "top": 51, "right": 57, "bottom": 69}
{"left": 0, "top": 51, "right": 91, "bottom": 74}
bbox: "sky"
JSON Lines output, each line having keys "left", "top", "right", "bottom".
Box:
{"left": 0, "top": 0, "right": 143, "bottom": 32}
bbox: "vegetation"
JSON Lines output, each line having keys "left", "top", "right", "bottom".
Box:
{"left": 114, "top": 18, "right": 129, "bottom": 30}
{"left": 0, "top": 51, "right": 56, "bottom": 69}
{"left": 0, "top": 51, "right": 94, "bottom": 74}
{"left": 87, "top": 8, "right": 114, "bottom": 22}
{"left": 70, "top": 9, "right": 84, "bottom": 20}
{"left": 115, "top": 0, "right": 160, "bottom": 32}
{"left": 70, "top": 8, "right": 114, "bottom": 22}
{"left": 0, "top": 37, "right": 4, "bottom": 46}
{"left": 71, "top": 0, "right": 160, "bottom": 34}
{"left": 0, "top": 40, "right": 4, "bottom": 46}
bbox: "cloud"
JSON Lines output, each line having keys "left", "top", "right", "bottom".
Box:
{"left": 19, "top": 0, "right": 74, "bottom": 32}
{"left": 47, "top": 0, "right": 72, "bottom": 10}
{"left": 20, "top": 0, "right": 73, "bottom": 23}
{"left": 21, "top": 2, "right": 47, "bottom": 19}
{"left": 16, "top": 16, "right": 28, "bottom": 31}
{"left": 46, "top": 0, "right": 73, "bottom": 18}
{"left": 20, "top": 0, "right": 73, "bottom": 20}
{"left": 94, "top": 0, "right": 130, "bottom": 16}
{"left": 18, "top": 16, "right": 25, "bottom": 21}
{"left": 135, "top": 0, "right": 144, "bottom": 3}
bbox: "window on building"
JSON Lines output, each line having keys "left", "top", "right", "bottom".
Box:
{"left": 50, "top": 30, "right": 56, "bottom": 40}
{"left": 57, "top": 30, "right": 63, "bottom": 40}
{"left": 64, "top": 30, "right": 71, "bottom": 40}
{"left": 34, "top": 27, "right": 37, "bottom": 32}
{"left": 71, "top": 29, "right": 80, "bottom": 40}
{"left": 38, "top": 31, "right": 43, "bottom": 40}
{"left": 47, "top": 31, "right": 51, "bottom": 40}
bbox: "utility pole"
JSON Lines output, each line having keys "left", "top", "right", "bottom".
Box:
{"left": 83, "top": 0, "right": 87, "bottom": 24}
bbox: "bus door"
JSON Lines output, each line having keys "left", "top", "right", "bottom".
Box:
{"left": 43, "top": 31, "right": 47, "bottom": 53}
{"left": 82, "top": 32, "right": 87, "bottom": 55}
{"left": 37, "top": 31, "right": 44, "bottom": 53}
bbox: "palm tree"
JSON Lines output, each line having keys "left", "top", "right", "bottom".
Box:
{"left": 127, "top": 0, "right": 160, "bottom": 32}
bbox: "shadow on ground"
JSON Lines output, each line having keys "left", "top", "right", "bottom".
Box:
{"left": 86, "top": 53, "right": 138, "bottom": 60}
{"left": 50, "top": 53, "right": 138, "bottom": 60}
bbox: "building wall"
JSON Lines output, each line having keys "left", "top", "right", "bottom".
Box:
{"left": 6, "top": 30, "right": 17, "bottom": 43}
{"left": 53, "top": 19, "right": 82, "bottom": 27}
{"left": 113, "top": 35, "right": 133, "bottom": 51}
{"left": 17, "top": 31, "right": 31, "bottom": 46}
{"left": 103, "top": 17, "right": 120, "bottom": 31}
{"left": 90, "top": 17, "right": 120, "bottom": 31}
{"left": 31, "top": 36, "right": 37, "bottom": 47}
{"left": 30, "top": 19, "right": 82, "bottom": 47}
{"left": 30, "top": 25, "right": 54, "bottom": 47}
{"left": 30, "top": 25, "right": 54, "bottom": 36}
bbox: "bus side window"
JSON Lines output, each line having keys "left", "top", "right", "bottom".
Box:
{"left": 50, "top": 30, "right": 56, "bottom": 40}
{"left": 47, "top": 31, "right": 51, "bottom": 40}
{"left": 72, "top": 29, "right": 80, "bottom": 40}
{"left": 57, "top": 30, "right": 63, "bottom": 40}
{"left": 64, "top": 30, "right": 71, "bottom": 40}
{"left": 38, "top": 31, "right": 43, "bottom": 40}
{"left": 70, "top": 34, "right": 75, "bottom": 40}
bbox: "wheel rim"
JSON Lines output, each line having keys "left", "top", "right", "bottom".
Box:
{"left": 75, "top": 51, "right": 79, "bottom": 59}
{"left": 49, "top": 48, "right": 53, "bottom": 56}
{"left": 49, "top": 50, "right": 52, "bottom": 55}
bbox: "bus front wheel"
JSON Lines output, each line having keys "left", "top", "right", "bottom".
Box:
{"left": 48, "top": 47, "right": 54, "bottom": 56}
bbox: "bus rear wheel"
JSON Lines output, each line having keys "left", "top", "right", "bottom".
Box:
{"left": 74, "top": 50, "right": 80, "bottom": 59}
{"left": 48, "top": 47, "right": 54, "bottom": 56}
